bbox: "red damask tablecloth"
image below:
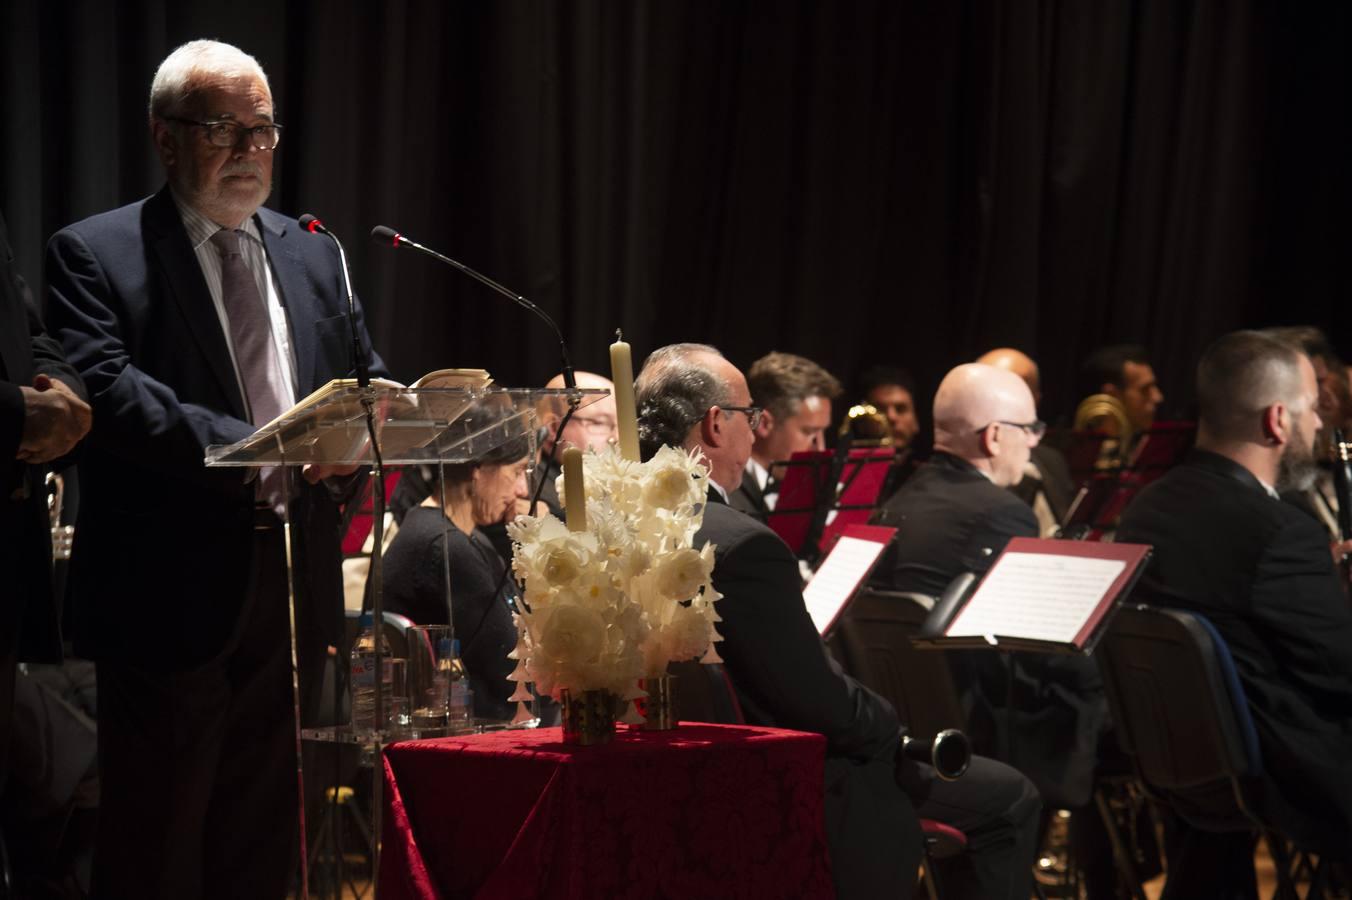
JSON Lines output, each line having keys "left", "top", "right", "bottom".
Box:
{"left": 380, "top": 722, "right": 835, "bottom": 900}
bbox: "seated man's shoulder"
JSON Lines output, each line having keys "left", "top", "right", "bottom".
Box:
{"left": 700, "top": 500, "right": 793, "bottom": 559}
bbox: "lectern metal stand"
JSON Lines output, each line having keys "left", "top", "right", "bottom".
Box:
{"left": 206, "top": 385, "right": 606, "bottom": 899}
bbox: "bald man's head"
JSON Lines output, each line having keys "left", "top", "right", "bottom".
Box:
{"left": 933, "top": 364, "right": 1041, "bottom": 486}
{"left": 976, "top": 348, "right": 1041, "bottom": 403}
{"left": 541, "top": 370, "right": 617, "bottom": 454}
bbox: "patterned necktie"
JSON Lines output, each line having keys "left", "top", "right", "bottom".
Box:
{"left": 210, "top": 228, "right": 290, "bottom": 512}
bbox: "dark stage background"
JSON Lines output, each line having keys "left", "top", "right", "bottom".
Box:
{"left": 2, "top": 1, "right": 1349, "bottom": 425}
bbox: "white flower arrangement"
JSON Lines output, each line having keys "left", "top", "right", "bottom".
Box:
{"left": 505, "top": 444, "right": 723, "bottom": 723}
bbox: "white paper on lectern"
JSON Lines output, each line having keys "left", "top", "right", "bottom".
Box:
{"left": 803, "top": 535, "right": 888, "bottom": 634}
{"left": 945, "top": 551, "right": 1126, "bottom": 644}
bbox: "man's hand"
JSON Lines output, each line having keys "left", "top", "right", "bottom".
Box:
{"left": 1331, "top": 538, "right": 1352, "bottom": 570}
{"left": 302, "top": 462, "right": 362, "bottom": 484}
{"left": 18, "top": 374, "right": 92, "bottom": 463}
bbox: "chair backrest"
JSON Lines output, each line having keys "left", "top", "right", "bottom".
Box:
{"left": 1097, "top": 604, "right": 1264, "bottom": 831}
{"left": 829, "top": 587, "right": 967, "bottom": 739}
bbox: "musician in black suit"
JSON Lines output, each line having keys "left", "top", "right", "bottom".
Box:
{"left": 977, "top": 348, "right": 1077, "bottom": 532}
{"left": 636, "top": 343, "right": 1039, "bottom": 900}
{"left": 44, "top": 40, "right": 385, "bottom": 900}
{"left": 872, "top": 363, "right": 1108, "bottom": 812}
{"left": 0, "top": 210, "right": 91, "bottom": 791}
{"left": 1117, "top": 331, "right": 1352, "bottom": 893}
{"left": 730, "top": 351, "right": 841, "bottom": 521}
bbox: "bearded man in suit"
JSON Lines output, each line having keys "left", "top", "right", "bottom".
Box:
{"left": 1117, "top": 330, "right": 1352, "bottom": 895}
{"left": 45, "top": 40, "right": 385, "bottom": 900}
{"left": 636, "top": 343, "right": 1039, "bottom": 900}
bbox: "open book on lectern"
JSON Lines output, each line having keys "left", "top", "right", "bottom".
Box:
{"left": 914, "top": 537, "right": 1152, "bottom": 654}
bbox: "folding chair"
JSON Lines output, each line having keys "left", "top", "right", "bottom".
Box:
{"left": 1097, "top": 604, "right": 1331, "bottom": 899}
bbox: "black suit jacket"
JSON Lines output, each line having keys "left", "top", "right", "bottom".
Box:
{"left": 872, "top": 451, "right": 1107, "bottom": 807}
{"left": 728, "top": 467, "right": 772, "bottom": 521}
{"left": 45, "top": 188, "right": 386, "bottom": 668}
{"left": 1117, "top": 450, "right": 1352, "bottom": 846}
{"left": 874, "top": 451, "right": 1040, "bottom": 596}
{"left": 695, "top": 490, "right": 920, "bottom": 900}
{"left": 1, "top": 211, "right": 86, "bottom": 663}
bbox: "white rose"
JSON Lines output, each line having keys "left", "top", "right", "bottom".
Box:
{"left": 667, "top": 605, "right": 712, "bottom": 661}
{"left": 536, "top": 604, "right": 606, "bottom": 666}
{"left": 543, "top": 547, "right": 583, "bottom": 586}
{"left": 653, "top": 547, "right": 709, "bottom": 601}
{"left": 644, "top": 465, "right": 696, "bottom": 511}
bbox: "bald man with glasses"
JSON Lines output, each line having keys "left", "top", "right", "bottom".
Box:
{"left": 871, "top": 364, "right": 1109, "bottom": 821}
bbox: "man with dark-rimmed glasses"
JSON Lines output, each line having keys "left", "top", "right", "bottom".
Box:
{"left": 45, "top": 39, "right": 386, "bottom": 899}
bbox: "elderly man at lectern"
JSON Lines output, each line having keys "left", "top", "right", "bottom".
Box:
{"left": 45, "top": 39, "right": 386, "bottom": 900}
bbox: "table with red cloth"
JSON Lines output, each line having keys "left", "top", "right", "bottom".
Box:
{"left": 380, "top": 722, "right": 835, "bottom": 900}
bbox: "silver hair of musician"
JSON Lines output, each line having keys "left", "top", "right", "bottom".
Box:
{"left": 1196, "top": 330, "right": 1307, "bottom": 441}
{"left": 148, "top": 39, "right": 271, "bottom": 121}
{"left": 635, "top": 343, "right": 731, "bottom": 454}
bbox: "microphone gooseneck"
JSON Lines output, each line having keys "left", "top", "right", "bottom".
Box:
{"left": 302, "top": 214, "right": 369, "bottom": 389}
{"left": 369, "top": 225, "right": 576, "bottom": 391}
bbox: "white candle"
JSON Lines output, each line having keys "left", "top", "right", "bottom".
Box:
{"left": 562, "top": 447, "right": 588, "bottom": 532}
{"left": 610, "top": 333, "right": 641, "bottom": 461}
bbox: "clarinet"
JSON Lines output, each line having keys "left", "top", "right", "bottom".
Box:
{"left": 1332, "top": 428, "right": 1352, "bottom": 582}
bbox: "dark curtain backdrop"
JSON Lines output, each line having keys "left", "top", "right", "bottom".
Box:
{"left": 3, "top": 1, "right": 1349, "bottom": 423}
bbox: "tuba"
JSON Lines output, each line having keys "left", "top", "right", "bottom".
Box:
{"left": 1074, "top": 393, "right": 1133, "bottom": 471}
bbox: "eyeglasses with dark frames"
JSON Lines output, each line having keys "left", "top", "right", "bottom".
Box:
{"left": 720, "top": 405, "right": 764, "bottom": 430}
{"left": 168, "top": 117, "right": 283, "bottom": 151}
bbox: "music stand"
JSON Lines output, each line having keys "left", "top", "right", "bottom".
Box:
{"left": 1062, "top": 422, "right": 1195, "bottom": 540}
{"left": 766, "top": 447, "right": 894, "bottom": 561}
{"left": 206, "top": 384, "right": 607, "bottom": 899}
{"left": 913, "top": 538, "right": 1152, "bottom": 655}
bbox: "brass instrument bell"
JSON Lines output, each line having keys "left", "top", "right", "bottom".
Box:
{"left": 1073, "top": 393, "right": 1133, "bottom": 471}
{"left": 838, "top": 402, "right": 893, "bottom": 446}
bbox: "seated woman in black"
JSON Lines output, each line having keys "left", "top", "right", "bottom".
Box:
{"left": 381, "top": 430, "right": 531, "bottom": 722}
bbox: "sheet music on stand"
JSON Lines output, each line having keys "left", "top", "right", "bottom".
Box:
{"left": 916, "top": 537, "right": 1151, "bottom": 654}
{"left": 801, "top": 524, "right": 896, "bottom": 635}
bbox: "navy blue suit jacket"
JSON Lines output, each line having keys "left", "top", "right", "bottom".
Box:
{"left": 45, "top": 187, "right": 386, "bottom": 667}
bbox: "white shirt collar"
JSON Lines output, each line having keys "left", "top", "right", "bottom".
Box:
{"left": 745, "top": 456, "right": 771, "bottom": 491}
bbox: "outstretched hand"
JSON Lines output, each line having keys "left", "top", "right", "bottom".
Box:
{"left": 18, "top": 374, "right": 92, "bottom": 464}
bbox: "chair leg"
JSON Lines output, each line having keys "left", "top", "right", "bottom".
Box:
{"left": 1094, "top": 787, "right": 1149, "bottom": 900}
{"left": 1266, "top": 834, "right": 1303, "bottom": 900}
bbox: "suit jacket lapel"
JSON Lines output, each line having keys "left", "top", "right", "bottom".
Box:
{"left": 144, "top": 188, "right": 247, "bottom": 420}
{"left": 257, "top": 209, "right": 321, "bottom": 394}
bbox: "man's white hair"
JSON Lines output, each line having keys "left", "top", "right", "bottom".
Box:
{"left": 148, "top": 40, "right": 270, "bottom": 121}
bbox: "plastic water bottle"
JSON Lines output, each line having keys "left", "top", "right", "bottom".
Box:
{"left": 350, "top": 613, "right": 392, "bottom": 732}
{"left": 445, "top": 638, "right": 474, "bottom": 728}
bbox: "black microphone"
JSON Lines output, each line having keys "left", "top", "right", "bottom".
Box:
{"left": 370, "top": 225, "right": 576, "bottom": 390}
{"left": 301, "top": 214, "right": 370, "bottom": 389}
